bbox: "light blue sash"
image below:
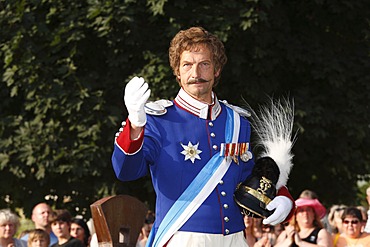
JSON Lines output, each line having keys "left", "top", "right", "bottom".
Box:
{"left": 146, "top": 107, "right": 240, "bottom": 247}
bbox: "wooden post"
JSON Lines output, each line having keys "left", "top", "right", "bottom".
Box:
{"left": 90, "top": 195, "right": 147, "bottom": 247}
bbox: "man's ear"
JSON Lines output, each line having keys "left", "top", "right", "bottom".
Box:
{"left": 215, "top": 69, "right": 220, "bottom": 78}
{"left": 176, "top": 74, "right": 181, "bottom": 85}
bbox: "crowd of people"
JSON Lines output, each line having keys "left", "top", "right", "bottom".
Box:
{"left": 0, "top": 203, "right": 91, "bottom": 247}
{"left": 239, "top": 188, "right": 370, "bottom": 247}
{"left": 2, "top": 188, "right": 369, "bottom": 247}
{"left": 2, "top": 25, "right": 369, "bottom": 247}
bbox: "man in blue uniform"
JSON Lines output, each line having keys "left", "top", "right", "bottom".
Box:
{"left": 112, "top": 27, "right": 294, "bottom": 247}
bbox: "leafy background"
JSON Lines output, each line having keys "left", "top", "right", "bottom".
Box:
{"left": 1, "top": 0, "right": 369, "bottom": 219}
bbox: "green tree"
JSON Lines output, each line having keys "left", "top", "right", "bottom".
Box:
{"left": 0, "top": 0, "right": 369, "bottom": 217}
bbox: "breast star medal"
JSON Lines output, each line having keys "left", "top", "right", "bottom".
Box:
{"left": 180, "top": 141, "right": 202, "bottom": 164}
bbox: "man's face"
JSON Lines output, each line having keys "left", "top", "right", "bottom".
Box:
{"left": 178, "top": 44, "right": 219, "bottom": 104}
{"left": 32, "top": 204, "right": 52, "bottom": 229}
{"left": 51, "top": 221, "right": 70, "bottom": 239}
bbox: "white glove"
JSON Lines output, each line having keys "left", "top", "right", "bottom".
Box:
{"left": 124, "top": 76, "right": 151, "bottom": 127}
{"left": 262, "top": 196, "right": 293, "bottom": 225}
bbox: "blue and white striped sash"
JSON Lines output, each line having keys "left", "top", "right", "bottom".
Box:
{"left": 147, "top": 106, "right": 240, "bottom": 247}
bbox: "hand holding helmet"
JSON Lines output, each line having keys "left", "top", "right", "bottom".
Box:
{"left": 262, "top": 196, "right": 293, "bottom": 225}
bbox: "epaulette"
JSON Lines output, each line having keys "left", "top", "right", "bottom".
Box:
{"left": 145, "top": 99, "right": 173, "bottom": 116}
{"left": 220, "top": 100, "right": 251, "bottom": 118}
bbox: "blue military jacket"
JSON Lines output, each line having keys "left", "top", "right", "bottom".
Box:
{"left": 112, "top": 88, "right": 255, "bottom": 236}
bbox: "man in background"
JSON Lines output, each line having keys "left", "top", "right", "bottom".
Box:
{"left": 21, "top": 202, "right": 58, "bottom": 246}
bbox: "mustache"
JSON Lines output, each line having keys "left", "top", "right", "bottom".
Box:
{"left": 187, "top": 78, "right": 210, "bottom": 84}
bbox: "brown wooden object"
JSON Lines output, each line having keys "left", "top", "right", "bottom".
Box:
{"left": 90, "top": 195, "right": 147, "bottom": 247}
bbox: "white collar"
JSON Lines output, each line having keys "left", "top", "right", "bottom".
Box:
{"left": 174, "top": 88, "right": 222, "bottom": 120}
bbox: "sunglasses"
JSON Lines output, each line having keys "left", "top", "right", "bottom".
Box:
{"left": 343, "top": 219, "right": 359, "bottom": 225}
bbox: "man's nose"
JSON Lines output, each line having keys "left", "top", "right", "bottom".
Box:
{"left": 191, "top": 64, "right": 200, "bottom": 78}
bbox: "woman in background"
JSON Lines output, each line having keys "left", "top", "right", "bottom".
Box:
{"left": 70, "top": 219, "right": 90, "bottom": 247}
{"left": 335, "top": 207, "right": 370, "bottom": 247}
{"left": 328, "top": 205, "right": 347, "bottom": 234}
{"left": 244, "top": 216, "right": 275, "bottom": 247}
{"left": 274, "top": 197, "right": 332, "bottom": 247}
{"left": 244, "top": 216, "right": 257, "bottom": 247}
{"left": 136, "top": 211, "right": 155, "bottom": 247}
{"left": 0, "top": 209, "right": 27, "bottom": 247}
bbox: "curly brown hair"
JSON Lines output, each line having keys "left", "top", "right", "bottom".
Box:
{"left": 169, "top": 27, "right": 227, "bottom": 86}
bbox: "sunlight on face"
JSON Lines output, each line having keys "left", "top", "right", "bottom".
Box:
{"left": 296, "top": 206, "right": 315, "bottom": 226}
{"left": 178, "top": 44, "right": 219, "bottom": 104}
{"left": 0, "top": 222, "right": 16, "bottom": 239}
{"left": 30, "top": 238, "right": 48, "bottom": 247}
{"left": 342, "top": 216, "right": 362, "bottom": 238}
{"left": 51, "top": 221, "right": 70, "bottom": 238}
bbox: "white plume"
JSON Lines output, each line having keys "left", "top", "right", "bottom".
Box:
{"left": 247, "top": 98, "right": 297, "bottom": 189}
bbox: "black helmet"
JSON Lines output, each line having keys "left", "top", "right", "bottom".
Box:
{"left": 234, "top": 156, "right": 280, "bottom": 218}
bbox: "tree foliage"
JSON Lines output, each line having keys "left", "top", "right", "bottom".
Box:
{"left": 0, "top": 0, "right": 369, "bottom": 217}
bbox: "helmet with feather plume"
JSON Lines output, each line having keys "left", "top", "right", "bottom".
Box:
{"left": 234, "top": 98, "right": 297, "bottom": 218}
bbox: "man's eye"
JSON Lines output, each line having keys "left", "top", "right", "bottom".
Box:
{"left": 182, "top": 64, "right": 192, "bottom": 70}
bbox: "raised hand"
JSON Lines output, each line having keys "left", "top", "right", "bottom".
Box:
{"left": 124, "top": 76, "right": 151, "bottom": 127}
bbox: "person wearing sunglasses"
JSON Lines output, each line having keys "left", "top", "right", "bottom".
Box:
{"left": 335, "top": 207, "right": 370, "bottom": 247}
